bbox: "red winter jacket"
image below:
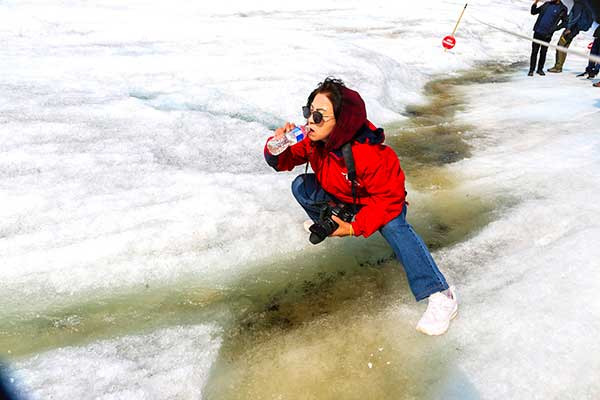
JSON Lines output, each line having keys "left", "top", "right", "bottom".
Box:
{"left": 264, "top": 87, "right": 406, "bottom": 238}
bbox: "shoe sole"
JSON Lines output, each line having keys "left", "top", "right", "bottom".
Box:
{"left": 303, "top": 220, "right": 313, "bottom": 234}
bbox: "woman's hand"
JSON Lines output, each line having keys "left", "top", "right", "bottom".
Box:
{"left": 330, "top": 216, "right": 354, "bottom": 237}
{"left": 274, "top": 122, "right": 296, "bottom": 138}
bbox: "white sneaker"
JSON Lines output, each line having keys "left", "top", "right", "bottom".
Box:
{"left": 416, "top": 286, "right": 458, "bottom": 336}
{"left": 303, "top": 220, "right": 314, "bottom": 233}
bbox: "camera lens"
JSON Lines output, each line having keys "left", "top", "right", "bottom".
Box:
{"left": 308, "top": 218, "right": 338, "bottom": 245}
{"left": 309, "top": 232, "right": 324, "bottom": 245}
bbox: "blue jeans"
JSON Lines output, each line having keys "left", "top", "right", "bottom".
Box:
{"left": 292, "top": 174, "right": 449, "bottom": 301}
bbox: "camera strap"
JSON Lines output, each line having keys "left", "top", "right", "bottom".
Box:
{"left": 341, "top": 142, "right": 358, "bottom": 215}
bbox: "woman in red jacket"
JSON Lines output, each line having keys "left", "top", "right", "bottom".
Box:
{"left": 264, "top": 78, "right": 457, "bottom": 335}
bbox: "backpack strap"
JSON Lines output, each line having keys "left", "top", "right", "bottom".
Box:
{"left": 341, "top": 142, "right": 358, "bottom": 214}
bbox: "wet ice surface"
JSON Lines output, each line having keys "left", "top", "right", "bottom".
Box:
{"left": 1, "top": 0, "right": 600, "bottom": 398}
{"left": 442, "top": 71, "right": 600, "bottom": 399}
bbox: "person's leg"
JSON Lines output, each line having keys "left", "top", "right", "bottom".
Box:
{"left": 530, "top": 38, "right": 541, "bottom": 74}
{"left": 590, "top": 38, "right": 600, "bottom": 76}
{"left": 549, "top": 31, "right": 566, "bottom": 71}
{"left": 291, "top": 173, "right": 338, "bottom": 222}
{"left": 592, "top": 38, "right": 600, "bottom": 57}
{"left": 379, "top": 205, "right": 449, "bottom": 301}
{"left": 560, "top": 32, "right": 577, "bottom": 69}
{"left": 550, "top": 31, "right": 573, "bottom": 72}
{"left": 537, "top": 35, "right": 551, "bottom": 73}
{"left": 585, "top": 60, "right": 594, "bottom": 75}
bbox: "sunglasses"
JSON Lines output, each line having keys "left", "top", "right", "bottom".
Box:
{"left": 302, "top": 106, "right": 334, "bottom": 124}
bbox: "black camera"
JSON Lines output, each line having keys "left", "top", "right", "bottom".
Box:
{"left": 308, "top": 203, "right": 355, "bottom": 245}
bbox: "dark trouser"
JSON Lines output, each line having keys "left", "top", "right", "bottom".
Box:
{"left": 530, "top": 32, "right": 553, "bottom": 73}
{"left": 587, "top": 38, "right": 600, "bottom": 75}
{"left": 291, "top": 174, "right": 449, "bottom": 301}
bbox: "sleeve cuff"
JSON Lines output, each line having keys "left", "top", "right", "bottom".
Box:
{"left": 264, "top": 137, "right": 280, "bottom": 170}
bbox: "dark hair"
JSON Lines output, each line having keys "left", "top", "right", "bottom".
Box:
{"left": 306, "top": 77, "right": 345, "bottom": 119}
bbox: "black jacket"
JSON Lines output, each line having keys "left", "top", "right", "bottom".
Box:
{"left": 531, "top": 1, "right": 568, "bottom": 36}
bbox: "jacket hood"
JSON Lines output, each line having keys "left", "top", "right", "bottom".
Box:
{"left": 325, "top": 86, "right": 367, "bottom": 151}
{"left": 330, "top": 120, "right": 385, "bottom": 158}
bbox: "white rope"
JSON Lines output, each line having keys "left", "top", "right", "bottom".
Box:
{"left": 469, "top": 15, "right": 600, "bottom": 64}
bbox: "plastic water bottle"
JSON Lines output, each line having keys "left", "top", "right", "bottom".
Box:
{"left": 267, "top": 125, "right": 307, "bottom": 156}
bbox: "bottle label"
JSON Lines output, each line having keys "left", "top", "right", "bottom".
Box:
{"left": 293, "top": 127, "right": 305, "bottom": 142}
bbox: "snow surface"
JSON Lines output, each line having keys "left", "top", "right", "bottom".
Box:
{"left": 12, "top": 324, "right": 221, "bottom": 400}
